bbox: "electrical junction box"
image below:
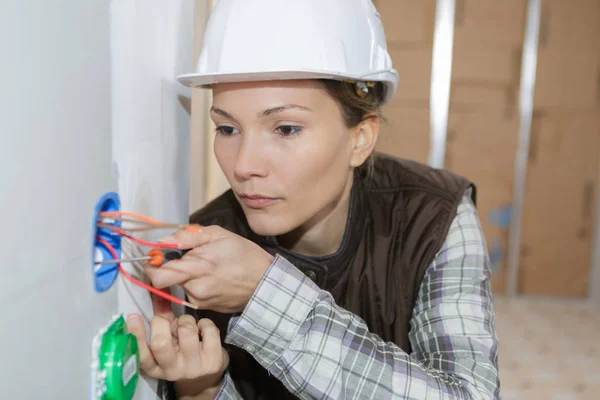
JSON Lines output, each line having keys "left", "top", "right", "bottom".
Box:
{"left": 92, "top": 192, "right": 122, "bottom": 293}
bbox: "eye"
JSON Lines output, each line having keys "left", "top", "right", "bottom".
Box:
{"left": 215, "top": 125, "right": 239, "bottom": 136}
{"left": 276, "top": 125, "right": 302, "bottom": 137}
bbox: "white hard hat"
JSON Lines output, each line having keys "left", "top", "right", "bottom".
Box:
{"left": 177, "top": 0, "right": 399, "bottom": 104}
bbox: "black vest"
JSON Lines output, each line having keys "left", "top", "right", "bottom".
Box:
{"left": 188, "top": 154, "right": 474, "bottom": 399}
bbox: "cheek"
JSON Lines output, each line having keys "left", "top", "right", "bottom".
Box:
{"left": 213, "top": 136, "right": 237, "bottom": 178}
{"left": 278, "top": 133, "right": 351, "bottom": 201}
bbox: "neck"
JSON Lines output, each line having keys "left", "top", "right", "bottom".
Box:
{"left": 277, "top": 173, "right": 354, "bottom": 257}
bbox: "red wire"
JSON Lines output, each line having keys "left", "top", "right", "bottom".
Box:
{"left": 95, "top": 236, "right": 185, "bottom": 307}
{"left": 102, "top": 226, "right": 180, "bottom": 249}
{"left": 122, "top": 233, "right": 180, "bottom": 249}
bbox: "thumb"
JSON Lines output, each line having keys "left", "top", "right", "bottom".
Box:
{"left": 126, "top": 313, "right": 147, "bottom": 341}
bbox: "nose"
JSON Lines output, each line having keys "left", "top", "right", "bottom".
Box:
{"left": 233, "top": 135, "right": 268, "bottom": 181}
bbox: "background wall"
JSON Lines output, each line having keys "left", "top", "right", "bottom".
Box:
{"left": 189, "top": 0, "right": 215, "bottom": 211}
{"left": 374, "top": 0, "right": 600, "bottom": 299}
{"left": 191, "top": 0, "right": 232, "bottom": 208}
{"left": 0, "top": 0, "right": 117, "bottom": 397}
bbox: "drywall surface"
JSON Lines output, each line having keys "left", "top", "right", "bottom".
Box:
{"left": 591, "top": 159, "right": 600, "bottom": 304}
{"left": 0, "top": 0, "right": 117, "bottom": 398}
{"left": 110, "top": 1, "right": 195, "bottom": 398}
{"left": 189, "top": 0, "right": 212, "bottom": 211}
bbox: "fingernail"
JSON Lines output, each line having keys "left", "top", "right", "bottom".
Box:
{"left": 185, "top": 225, "right": 202, "bottom": 233}
{"left": 126, "top": 314, "right": 139, "bottom": 326}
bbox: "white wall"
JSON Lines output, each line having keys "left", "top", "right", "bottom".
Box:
{"left": 0, "top": 0, "right": 198, "bottom": 398}
{"left": 0, "top": 0, "right": 117, "bottom": 398}
{"left": 110, "top": 0, "right": 195, "bottom": 398}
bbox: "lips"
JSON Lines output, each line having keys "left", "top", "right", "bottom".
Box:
{"left": 239, "top": 194, "right": 279, "bottom": 209}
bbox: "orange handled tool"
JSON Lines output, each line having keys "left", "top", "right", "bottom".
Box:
{"left": 95, "top": 249, "right": 188, "bottom": 267}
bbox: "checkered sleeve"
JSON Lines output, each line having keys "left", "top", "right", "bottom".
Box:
{"left": 408, "top": 191, "right": 500, "bottom": 399}
{"left": 224, "top": 191, "right": 499, "bottom": 399}
{"left": 161, "top": 372, "right": 243, "bottom": 399}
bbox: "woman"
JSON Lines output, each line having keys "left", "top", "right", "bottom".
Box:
{"left": 125, "top": 0, "right": 500, "bottom": 399}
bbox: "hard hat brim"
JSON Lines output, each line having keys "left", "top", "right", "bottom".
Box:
{"left": 177, "top": 69, "right": 398, "bottom": 104}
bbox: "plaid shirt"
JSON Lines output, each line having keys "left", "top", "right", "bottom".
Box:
{"left": 165, "top": 192, "right": 499, "bottom": 399}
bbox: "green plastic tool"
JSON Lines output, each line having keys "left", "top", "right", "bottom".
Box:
{"left": 92, "top": 315, "right": 140, "bottom": 400}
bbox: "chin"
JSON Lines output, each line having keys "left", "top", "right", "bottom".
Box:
{"left": 245, "top": 212, "right": 295, "bottom": 237}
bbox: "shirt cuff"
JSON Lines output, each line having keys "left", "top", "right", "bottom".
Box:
{"left": 225, "top": 254, "right": 320, "bottom": 368}
{"left": 215, "top": 372, "right": 241, "bottom": 400}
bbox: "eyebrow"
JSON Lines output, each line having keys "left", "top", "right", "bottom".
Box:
{"left": 210, "top": 104, "right": 313, "bottom": 120}
{"left": 210, "top": 106, "right": 234, "bottom": 119}
{"left": 258, "top": 104, "right": 313, "bottom": 117}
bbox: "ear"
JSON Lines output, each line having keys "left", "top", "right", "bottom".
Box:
{"left": 350, "top": 115, "right": 379, "bottom": 167}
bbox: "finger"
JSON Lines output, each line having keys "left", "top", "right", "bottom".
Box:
{"left": 126, "top": 314, "right": 161, "bottom": 377}
{"left": 143, "top": 259, "right": 193, "bottom": 290}
{"left": 159, "top": 227, "right": 214, "bottom": 250}
{"left": 183, "top": 276, "right": 215, "bottom": 305}
{"left": 150, "top": 313, "right": 177, "bottom": 369}
{"left": 150, "top": 288, "right": 174, "bottom": 317}
{"left": 198, "top": 319, "right": 228, "bottom": 374}
{"left": 161, "top": 225, "right": 232, "bottom": 249}
{"left": 150, "top": 289, "right": 178, "bottom": 337}
{"left": 177, "top": 315, "right": 202, "bottom": 371}
{"left": 197, "top": 318, "right": 222, "bottom": 356}
{"left": 149, "top": 259, "right": 212, "bottom": 289}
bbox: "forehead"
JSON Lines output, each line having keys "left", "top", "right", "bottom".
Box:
{"left": 209, "top": 80, "right": 348, "bottom": 125}
{"left": 211, "top": 79, "right": 329, "bottom": 105}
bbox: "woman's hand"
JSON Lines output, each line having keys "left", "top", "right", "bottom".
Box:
{"left": 126, "top": 292, "right": 229, "bottom": 399}
{"left": 144, "top": 225, "right": 275, "bottom": 313}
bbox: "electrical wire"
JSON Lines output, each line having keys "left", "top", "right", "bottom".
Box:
{"left": 99, "top": 216, "right": 187, "bottom": 232}
{"left": 100, "top": 224, "right": 185, "bottom": 233}
{"left": 98, "top": 211, "right": 200, "bottom": 234}
{"left": 96, "top": 223, "right": 180, "bottom": 249}
{"left": 95, "top": 236, "right": 197, "bottom": 310}
{"left": 100, "top": 211, "right": 164, "bottom": 225}
{"left": 94, "top": 210, "right": 200, "bottom": 307}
